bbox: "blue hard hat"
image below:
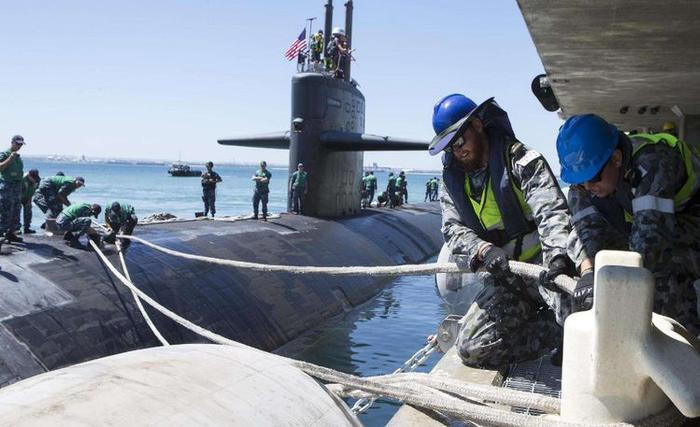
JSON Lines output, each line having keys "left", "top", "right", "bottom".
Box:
{"left": 429, "top": 94, "right": 488, "bottom": 156}
{"left": 557, "top": 114, "right": 619, "bottom": 184}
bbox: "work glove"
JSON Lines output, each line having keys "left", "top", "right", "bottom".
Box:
{"left": 539, "top": 255, "right": 576, "bottom": 293}
{"left": 480, "top": 245, "right": 510, "bottom": 278}
{"left": 572, "top": 271, "right": 594, "bottom": 312}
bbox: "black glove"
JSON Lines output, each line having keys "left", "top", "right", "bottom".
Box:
{"left": 540, "top": 255, "right": 576, "bottom": 293}
{"left": 480, "top": 245, "right": 510, "bottom": 277}
{"left": 573, "top": 271, "right": 594, "bottom": 312}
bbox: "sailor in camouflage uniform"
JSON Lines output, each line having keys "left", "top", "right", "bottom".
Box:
{"left": 429, "top": 95, "right": 575, "bottom": 369}
{"left": 557, "top": 114, "right": 700, "bottom": 335}
{"left": 0, "top": 135, "right": 26, "bottom": 247}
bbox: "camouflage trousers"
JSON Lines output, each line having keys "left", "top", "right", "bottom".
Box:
{"left": 456, "top": 272, "right": 564, "bottom": 370}
{"left": 33, "top": 189, "right": 63, "bottom": 219}
{"left": 202, "top": 188, "right": 216, "bottom": 216}
{"left": 0, "top": 181, "right": 22, "bottom": 236}
{"left": 56, "top": 215, "right": 92, "bottom": 237}
{"left": 656, "top": 203, "right": 700, "bottom": 336}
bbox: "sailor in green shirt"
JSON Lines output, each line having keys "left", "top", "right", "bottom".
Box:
{"left": 21, "top": 169, "right": 41, "bottom": 234}
{"left": 104, "top": 201, "right": 137, "bottom": 251}
{"left": 386, "top": 172, "right": 397, "bottom": 208}
{"left": 367, "top": 171, "right": 377, "bottom": 205}
{"left": 55, "top": 203, "right": 101, "bottom": 249}
{"left": 289, "top": 163, "right": 308, "bottom": 214}
{"left": 33, "top": 175, "right": 85, "bottom": 222}
{"left": 251, "top": 160, "right": 272, "bottom": 220}
{"left": 0, "top": 135, "right": 26, "bottom": 247}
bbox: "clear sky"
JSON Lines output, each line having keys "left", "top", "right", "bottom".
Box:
{"left": 0, "top": 0, "right": 565, "bottom": 171}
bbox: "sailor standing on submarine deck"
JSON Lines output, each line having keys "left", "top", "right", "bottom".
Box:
{"left": 252, "top": 160, "right": 272, "bottom": 220}
{"left": 430, "top": 94, "right": 574, "bottom": 369}
{"left": 557, "top": 114, "right": 700, "bottom": 335}
{"left": 0, "top": 135, "right": 26, "bottom": 248}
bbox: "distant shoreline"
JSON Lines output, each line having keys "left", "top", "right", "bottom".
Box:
{"left": 22, "top": 155, "right": 441, "bottom": 174}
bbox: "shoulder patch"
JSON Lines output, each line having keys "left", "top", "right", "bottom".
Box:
{"left": 515, "top": 150, "right": 541, "bottom": 168}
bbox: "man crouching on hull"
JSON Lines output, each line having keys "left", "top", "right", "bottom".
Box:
{"left": 56, "top": 203, "right": 101, "bottom": 249}
{"left": 104, "top": 201, "right": 137, "bottom": 252}
{"left": 429, "top": 94, "right": 574, "bottom": 369}
{"left": 557, "top": 114, "right": 700, "bottom": 335}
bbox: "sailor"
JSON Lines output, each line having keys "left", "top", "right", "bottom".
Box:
{"left": 104, "top": 201, "right": 138, "bottom": 252}
{"left": 386, "top": 172, "right": 397, "bottom": 208}
{"left": 289, "top": 162, "right": 308, "bottom": 214}
{"left": 429, "top": 94, "right": 574, "bottom": 369}
{"left": 424, "top": 178, "right": 432, "bottom": 202}
{"left": 201, "top": 161, "right": 222, "bottom": 218}
{"left": 21, "top": 169, "right": 41, "bottom": 234}
{"left": 661, "top": 121, "right": 678, "bottom": 137}
{"left": 395, "top": 172, "right": 404, "bottom": 206}
{"left": 430, "top": 176, "right": 439, "bottom": 201}
{"left": 367, "top": 171, "right": 377, "bottom": 205}
{"left": 310, "top": 29, "right": 324, "bottom": 69}
{"left": 33, "top": 174, "right": 85, "bottom": 223}
{"left": 56, "top": 203, "right": 101, "bottom": 249}
{"left": 0, "top": 135, "right": 25, "bottom": 247}
{"left": 326, "top": 27, "right": 348, "bottom": 79}
{"left": 251, "top": 160, "right": 272, "bottom": 220}
{"left": 400, "top": 171, "right": 408, "bottom": 204}
{"left": 557, "top": 114, "right": 700, "bottom": 335}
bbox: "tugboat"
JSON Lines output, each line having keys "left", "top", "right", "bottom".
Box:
{"left": 167, "top": 163, "right": 201, "bottom": 177}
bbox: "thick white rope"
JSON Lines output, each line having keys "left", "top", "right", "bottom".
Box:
{"left": 117, "top": 234, "right": 576, "bottom": 294}
{"left": 92, "top": 220, "right": 170, "bottom": 346}
{"left": 118, "top": 250, "right": 170, "bottom": 346}
{"left": 87, "top": 239, "right": 682, "bottom": 426}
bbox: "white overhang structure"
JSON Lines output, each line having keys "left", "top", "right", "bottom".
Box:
{"left": 517, "top": 0, "right": 700, "bottom": 143}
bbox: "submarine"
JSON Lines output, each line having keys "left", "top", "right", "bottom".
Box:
{"left": 0, "top": 0, "right": 442, "bottom": 387}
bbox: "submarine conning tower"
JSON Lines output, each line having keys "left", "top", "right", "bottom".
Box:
{"left": 218, "top": 0, "right": 429, "bottom": 217}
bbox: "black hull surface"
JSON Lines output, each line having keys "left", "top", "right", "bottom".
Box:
{"left": 0, "top": 203, "right": 442, "bottom": 386}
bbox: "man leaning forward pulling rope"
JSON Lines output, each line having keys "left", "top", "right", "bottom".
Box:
{"left": 429, "top": 94, "right": 575, "bottom": 369}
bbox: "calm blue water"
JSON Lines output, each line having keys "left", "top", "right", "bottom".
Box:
{"left": 23, "top": 159, "right": 447, "bottom": 426}
{"left": 22, "top": 160, "right": 440, "bottom": 221}
{"left": 278, "top": 261, "right": 448, "bottom": 426}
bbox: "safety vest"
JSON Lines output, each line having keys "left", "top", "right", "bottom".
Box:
{"left": 311, "top": 34, "right": 323, "bottom": 52}
{"left": 630, "top": 133, "right": 700, "bottom": 210}
{"left": 463, "top": 167, "right": 541, "bottom": 262}
{"left": 589, "top": 133, "right": 700, "bottom": 234}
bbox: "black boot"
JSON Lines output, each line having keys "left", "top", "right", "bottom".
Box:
{"left": 66, "top": 235, "right": 84, "bottom": 249}
{"left": 23, "top": 228, "right": 36, "bottom": 234}
{"left": 5, "top": 233, "right": 23, "bottom": 243}
{"left": 63, "top": 231, "right": 75, "bottom": 241}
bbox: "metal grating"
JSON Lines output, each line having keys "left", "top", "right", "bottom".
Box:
{"left": 501, "top": 356, "right": 562, "bottom": 415}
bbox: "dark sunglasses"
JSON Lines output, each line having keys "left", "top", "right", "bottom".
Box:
{"left": 587, "top": 159, "right": 609, "bottom": 184}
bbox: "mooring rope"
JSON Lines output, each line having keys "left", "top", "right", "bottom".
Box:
{"left": 117, "top": 234, "right": 576, "bottom": 294}
{"left": 86, "top": 238, "right": 683, "bottom": 426}
{"left": 91, "top": 221, "right": 170, "bottom": 346}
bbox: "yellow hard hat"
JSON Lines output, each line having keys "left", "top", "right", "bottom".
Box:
{"left": 662, "top": 121, "right": 676, "bottom": 132}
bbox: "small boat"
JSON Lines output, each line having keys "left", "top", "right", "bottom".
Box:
{"left": 168, "top": 163, "right": 201, "bottom": 177}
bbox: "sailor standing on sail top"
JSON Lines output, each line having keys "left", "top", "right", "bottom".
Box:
{"left": 430, "top": 94, "right": 574, "bottom": 369}
{"left": 557, "top": 114, "right": 700, "bottom": 335}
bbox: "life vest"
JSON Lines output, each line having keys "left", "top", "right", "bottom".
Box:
{"left": 588, "top": 132, "right": 700, "bottom": 234}
{"left": 442, "top": 100, "right": 539, "bottom": 261}
{"left": 462, "top": 148, "right": 540, "bottom": 262}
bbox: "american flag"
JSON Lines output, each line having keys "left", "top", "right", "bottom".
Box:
{"left": 284, "top": 29, "right": 307, "bottom": 61}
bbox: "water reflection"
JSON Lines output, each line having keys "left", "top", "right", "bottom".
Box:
{"left": 277, "top": 257, "right": 447, "bottom": 426}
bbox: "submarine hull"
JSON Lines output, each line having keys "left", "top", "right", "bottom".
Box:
{"left": 0, "top": 204, "right": 442, "bottom": 386}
